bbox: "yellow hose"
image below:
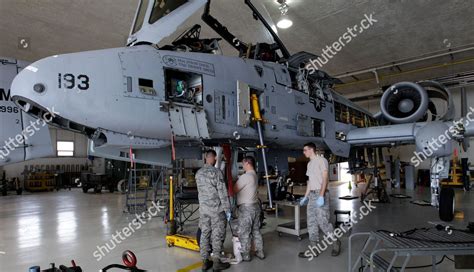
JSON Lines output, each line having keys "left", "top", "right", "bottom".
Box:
{"left": 251, "top": 94, "right": 262, "bottom": 121}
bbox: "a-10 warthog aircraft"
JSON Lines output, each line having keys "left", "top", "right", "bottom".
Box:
{"left": 10, "top": 0, "right": 471, "bottom": 219}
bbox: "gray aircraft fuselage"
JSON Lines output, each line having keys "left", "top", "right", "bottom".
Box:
{"left": 11, "top": 45, "right": 372, "bottom": 158}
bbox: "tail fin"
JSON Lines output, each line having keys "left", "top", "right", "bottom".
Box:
{"left": 0, "top": 58, "right": 53, "bottom": 165}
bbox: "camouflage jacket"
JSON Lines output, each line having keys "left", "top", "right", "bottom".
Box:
{"left": 195, "top": 164, "right": 230, "bottom": 215}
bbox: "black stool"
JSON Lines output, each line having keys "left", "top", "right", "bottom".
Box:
{"left": 334, "top": 210, "right": 352, "bottom": 229}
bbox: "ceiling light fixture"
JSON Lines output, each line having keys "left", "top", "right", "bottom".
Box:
{"left": 276, "top": 0, "right": 293, "bottom": 29}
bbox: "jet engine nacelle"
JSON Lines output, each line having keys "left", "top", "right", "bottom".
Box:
{"left": 380, "top": 81, "right": 453, "bottom": 124}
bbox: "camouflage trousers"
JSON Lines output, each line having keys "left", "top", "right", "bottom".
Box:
{"left": 199, "top": 211, "right": 226, "bottom": 260}
{"left": 238, "top": 203, "right": 264, "bottom": 255}
{"left": 307, "top": 190, "right": 334, "bottom": 245}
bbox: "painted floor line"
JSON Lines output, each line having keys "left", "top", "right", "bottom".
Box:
{"left": 177, "top": 261, "right": 202, "bottom": 272}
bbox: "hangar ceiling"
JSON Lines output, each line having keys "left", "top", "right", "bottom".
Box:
{"left": 1, "top": 0, "right": 473, "bottom": 95}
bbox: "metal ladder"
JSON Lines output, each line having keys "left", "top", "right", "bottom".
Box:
{"left": 349, "top": 233, "right": 401, "bottom": 272}
{"left": 125, "top": 168, "right": 149, "bottom": 214}
{"left": 152, "top": 167, "right": 167, "bottom": 205}
{"left": 125, "top": 167, "right": 167, "bottom": 216}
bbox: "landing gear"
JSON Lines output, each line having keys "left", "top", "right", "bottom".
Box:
{"left": 430, "top": 156, "right": 450, "bottom": 207}
{"left": 360, "top": 167, "right": 389, "bottom": 203}
{"left": 430, "top": 156, "right": 453, "bottom": 221}
{"left": 439, "top": 187, "right": 455, "bottom": 222}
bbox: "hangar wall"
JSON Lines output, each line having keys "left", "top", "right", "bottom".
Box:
{"left": 1, "top": 127, "right": 89, "bottom": 180}
{"left": 354, "top": 85, "right": 474, "bottom": 170}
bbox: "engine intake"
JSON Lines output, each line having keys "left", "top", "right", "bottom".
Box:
{"left": 380, "top": 81, "right": 429, "bottom": 124}
{"left": 380, "top": 81, "right": 453, "bottom": 124}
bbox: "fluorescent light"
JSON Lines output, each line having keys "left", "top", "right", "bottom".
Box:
{"left": 276, "top": 0, "right": 292, "bottom": 28}
{"left": 277, "top": 17, "right": 293, "bottom": 29}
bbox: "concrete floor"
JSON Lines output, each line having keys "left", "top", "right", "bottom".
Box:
{"left": 0, "top": 182, "right": 472, "bottom": 271}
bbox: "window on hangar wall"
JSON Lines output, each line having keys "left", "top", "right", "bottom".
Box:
{"left": 57, "top": 141, "right": 74, "bottom": 157}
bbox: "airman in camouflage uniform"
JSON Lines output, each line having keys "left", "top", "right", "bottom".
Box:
{"left": 298, "top": 142, "right": 341, "bottom": 258}
{"left": 196, "top": 150, "right": 231, "bottom": 271}
{"left": 307, "top": 189, "right": 333, "bottom": 244}
{"left": 233, "top": 156, "right": 265, "bottom": 261}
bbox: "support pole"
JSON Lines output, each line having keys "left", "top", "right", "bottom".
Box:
{"left": 251, "top": 94, "right": 273, "bottom": 208}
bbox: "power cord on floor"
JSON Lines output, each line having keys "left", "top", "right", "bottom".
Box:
{"left": 358, "top": 255, "right": 454, "bottom": 271}
{"left": 393, "top": 255, "right": 447, "bottom": 269}
{"left": 445, "top": 256, "right": 455, "bottom": 262}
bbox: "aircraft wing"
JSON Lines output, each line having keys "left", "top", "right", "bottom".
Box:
{"left": 346, "top": 123, "right": 418, "bottom": 146}
{"left": 127, "top": 0, "right": 207, "bottom": 46}
{"left": 345, "top": 79, "right": 470, "bottom": 158}
{"left": 346, "top": 121, "right": 458, "bottom": 159}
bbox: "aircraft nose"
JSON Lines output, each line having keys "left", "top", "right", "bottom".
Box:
{"left": 11, "top": 46, "right": 166, "bottom": 139}
{"left": 11, "top": 55, "right": 59, "bottom": 114}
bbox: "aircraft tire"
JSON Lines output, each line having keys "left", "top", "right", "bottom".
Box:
{"left": 439, "top": 187, "right": 455, "bottom": 222}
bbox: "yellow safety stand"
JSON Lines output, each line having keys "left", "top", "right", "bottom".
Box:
{"left": 166, "top": 234, "right": 199, "bottom": 251}
{"left": 165, "top": 176, "right": 200, "bottom": 252}
{"left": 442, "top": 151, "right": 464, "bottom": 186}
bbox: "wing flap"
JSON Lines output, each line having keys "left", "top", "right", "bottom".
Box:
{"left": 346, "top": 123, "right": 418, "bottom": 146}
